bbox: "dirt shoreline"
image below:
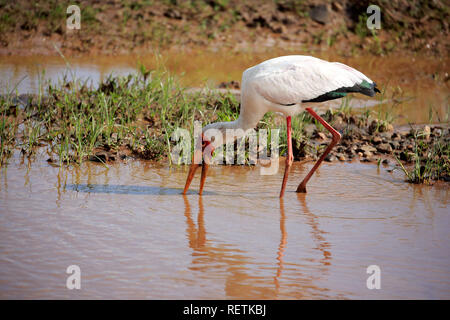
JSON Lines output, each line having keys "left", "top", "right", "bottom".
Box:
{"left": 0, "top": 0, "right": 448, "bottom": 57}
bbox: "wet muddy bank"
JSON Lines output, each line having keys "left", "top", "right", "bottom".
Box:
{"left": 297, "top": 111, "right": 450, "bottom": 183}
{"left": 0, "top": 0, "right": 448, "bottom": 57}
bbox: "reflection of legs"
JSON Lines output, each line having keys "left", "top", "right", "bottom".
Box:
{"left": 296, "top": 108, "right": 341, "bottom": 193}
{"left": 183, "top": 195, "right": 196, "bottom": 249}
{"left": 297, "top": 193, "right": 331, "bottom": 264}
{"left": 280, "top": 116, "right": 294, "bottom": 198}
{"left": 197, "top": 196, "right": 205, "bottom": 246}
{"left": 275, "top": 199, "right": 288, "bottom": 291}
{"left": 183, "top": 195, "right": 206, "bottom": 248}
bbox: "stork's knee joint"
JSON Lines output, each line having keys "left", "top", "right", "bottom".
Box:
{"left": 332, "top": 132, "right": 341, "bottom": 143}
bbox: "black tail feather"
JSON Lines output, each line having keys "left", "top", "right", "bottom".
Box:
{"left": 302, "top": 80, "right": 381, "bottom": 103}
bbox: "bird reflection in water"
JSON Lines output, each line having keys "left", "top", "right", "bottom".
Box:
{"left": 297, "top": 194, "right": 332, "bottom": 266}
{"left": 182, "top": 194, "right": 332, "bottom": 299}
{"left": 274, "top": 195, "right": 331, "bottom": 296}
{"left": 274, "top": 199, "right": 288, "bottom": 292}
{"left": 183, "top": 195, "right": 206, "bottom": 250}
{"left": 183, "top": 195, "right": 275, "bottom": 299}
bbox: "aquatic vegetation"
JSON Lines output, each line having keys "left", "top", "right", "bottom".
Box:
{"left": 395, "top": 127, "right": 450, "bottom": 184}
{"left": 0, "top": 114, "right": 16, "bottom": 166}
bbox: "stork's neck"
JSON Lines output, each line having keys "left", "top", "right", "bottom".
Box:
{"left": 202, "top": 115, "right": 254, "bottom": 143}
{"left": 202, "top": 118, "right": 243, "bottom": 134}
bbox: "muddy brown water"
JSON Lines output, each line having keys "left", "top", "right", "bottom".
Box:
{"left": 0, "top": 50, "right": 448, "bottom": 125}
{"left": 0, "top": 149, "right": 449, "bottom": 299}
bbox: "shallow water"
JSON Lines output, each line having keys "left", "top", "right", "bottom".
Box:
{"left": 0, "top": 151, "right": 449, "bottom": 299}
{"left": 0, "top": 50, "right": 448, "bottom": 125}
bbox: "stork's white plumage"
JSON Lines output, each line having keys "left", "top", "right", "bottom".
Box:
{"left": 183, "top": 55, "right": 380, "bottom": 197}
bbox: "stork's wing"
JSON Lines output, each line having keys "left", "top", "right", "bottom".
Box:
{"left": 250, "top": 58, "right": 375, "bottom": 105}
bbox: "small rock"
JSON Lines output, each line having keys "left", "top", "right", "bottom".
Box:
{"left": 325, "top": 154, "right": 336, "bottom": 162}
{"left": 380, "top": 131, "right": 393, "bottom": 139}
{"left": 390, "top": 141, "right": 400, "bottom": 150}
{"left": 382, "top": 159, "right": 390, "bottom": 165}
{"left": 218, "top": 80, "right": 240, "bottom": 89}
{"left": 337, "top": 153, "right": 346, "bottom": 161}
{"left": 309, "top": 4, "right": 330, "bottom": 24}
{"left": 333, "top": 116, "right": 345, "bottom": 131}
{"left": 372, "top": 136, "right": 382, "bottom": 145}
{"left": 364, "top": 151, "right": 373, "bottom": 158}
{"left": 358, "top": 145, "right": 377, "bottom": 154}
{"left": 270, "top": 24, "right": 287, "bottom": 34}
{"left": 376, "top": 143, "right": 393, "bottom": 154}
{"left": 317, "top": 132, "right": 328, "bottom": 140}
{"left": 432, "top": 128, "right": 442, "bottom": 137}
{"left": 164, "top": 8, "right": 182, "bottom": 19}
{"left": 369, "top": 120, "right": 393, "bottom": 134}
{"left": 346, "top": 125, "right": 367, "bottom": 139}
{"left": 332, "top": 2, "right": 343, "bottom": 11}
{"left": 361, "top": 135, "right": 371, "bottom": 142}
{"left": 391, "top": 132, "right": 401, "bottom": 141}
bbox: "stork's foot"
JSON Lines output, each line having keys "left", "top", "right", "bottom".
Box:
{"left": 294, "top": 108, "right": 340, "bottom": 195}
{"left": 296, "top": 183, "right": 307, "bottom": 193}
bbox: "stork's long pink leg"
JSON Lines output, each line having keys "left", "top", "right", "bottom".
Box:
{"left": 183, "top": 162, "right": 199, "bottom": 195}
{"left": 279, "top": 116, "right": 294, "bottom": 198}
{"left": 296, "top": 108, "right": 341, "bottom": 193}
{"left": 182, "top": 134, "right": 214, "bottom": 196}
